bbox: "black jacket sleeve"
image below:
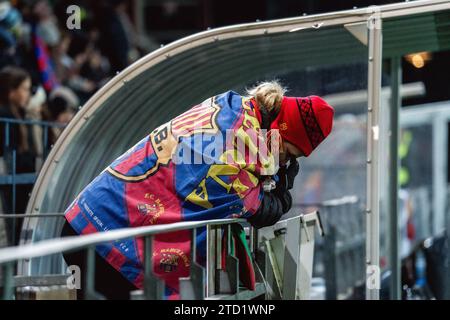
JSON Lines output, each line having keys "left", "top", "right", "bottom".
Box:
{"left": 247, "top": 166, "right": 293, "bottom": 229}
{"left": 247, "top": 189, "right": 292, "bottom": 229}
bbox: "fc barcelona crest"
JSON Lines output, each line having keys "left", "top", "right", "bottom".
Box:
{"left": 159, "top": 253, "right": 179, "bottom": 273}
{"left": 137, "top": 193, "right": 165, "bottom": 224}
{"left": 137, "top": 203, "right": 158, "bottom": 216}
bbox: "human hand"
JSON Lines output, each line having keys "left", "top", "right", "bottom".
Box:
{"left": 286, "top": 157, "right": 300, "bottom": 190}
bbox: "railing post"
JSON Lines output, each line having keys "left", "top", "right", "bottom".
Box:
{"left": 389, "top": 55, "right": 402, "bottom": 300}
{"left": 216, "top": 224, "right": 239, "bottom": 295}
{"left": 206, "top": 225, "right": 217, "bottom": 297}
{"left": 205, "top": 224, "right": 240, "bottom": 297}
{"left": 324, "top": 225, "right": 338, "bottom": 300}
{"left": 366, "top": 8, "right": 383, "bottom": 300}
{"left": 227, "top": 224, "right": 232, "bottom": 254}
{"left": 2, "top": 262, "right": 14, "bottom": 300}
{"left": 5, "top": 122, "right": 9, "bottom": 151}
{"left": 11, "top": 151, "right": 16, "bottom": 245}
{"left": 191, "top": 228, "right": 197, "bottom": 261}
{"left": 263, "top": 238, "right": 283, "bottom": 299}
{"left": 179, "top": 228, "right": 205, "bottom": 300}
{"left": 143, "top": 236, "right": 164, "bottom": 300}
{"left": 282, "top": 216, "right": 301, "bottom": 300}
{"left": 84, "top": 246, "right": 103, "bottom": 300}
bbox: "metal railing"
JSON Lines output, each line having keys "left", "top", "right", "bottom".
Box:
{"left": 0, "top": 218, "right": 246, "bottom": 300}
{"left": 0, "top": 195, "right": 356, "bottom": 300}
{"left": 0, "top": 210, "right": 324, "bottom": 300}
{"left": 0, "top": 118, "right": 66, "bottom": 246}
{"left": 297, "top": 196, "right": 365, "bottom": 300}
{"left": 0, "top": 117, "right": 66, "bottom": 176}
{"left": 257, "top": 212, "right": 324, "bottom": 300}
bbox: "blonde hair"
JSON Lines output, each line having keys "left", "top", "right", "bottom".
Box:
{"left": 246, "top": 80, "right": 287, "bottom": 113}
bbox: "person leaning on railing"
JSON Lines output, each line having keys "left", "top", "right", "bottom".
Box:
{"left": 60, "top": 81, "right": 334, "bottom": 300}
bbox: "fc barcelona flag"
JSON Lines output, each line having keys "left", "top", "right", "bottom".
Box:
{"left": 32, "top": 24, "right": 59, "bottom": 92}
{"left": 64, "top": 91, "right": 276, "bottom": 299}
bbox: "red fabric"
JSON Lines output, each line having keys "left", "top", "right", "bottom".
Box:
{"left": 106, "top": 247, "right": 128, "bottom": 269}
{"left": 271, "top": 96, "right": 334, "bottom": 157}
{"left": 81, "top": 222, "right": 98, "bottom": 235}
{"left": 128, "top": 162, "right": 188, "bottom": 296}
{"left": 221, "top": 226, "right": 256, "bottom": 291}
{"left": 65, "top": 203, "right": 81, "bottom": 223}
{"left": 407, "top": 219, "right": 416, "bottom": 240}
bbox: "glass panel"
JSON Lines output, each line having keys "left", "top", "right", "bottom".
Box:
{"left": 292, "top": 66, "right": 368, "bottom": 299}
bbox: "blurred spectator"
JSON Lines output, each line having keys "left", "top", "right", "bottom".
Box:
{"left": 0, "top": 65, "right": 34, "bottom": 173}
{"left": 0, "top": 1, "right": 22, "bottom": 68}
{"left": 79, "top": 49, "right": 110, "bottom": 90}
{"left": 0, "top": 0, "right": 125, "bottom": 170}
{"left": 44, "top": 86, "right": 77, "bottom": 145}
{"left": 29, "top": 0, "right": 59, "bottom": 92}
{"left": 52, "top": 31, "right": 93, "bottom": 102}
{"left": 53, "top": 31, "right": 73, "bottom": 83}
{"left": 3, "top": 0, "right": 133, "bottom": 97}
{"left": 97, "top": 0, "right": 137, "bottom": 73}
{"left": 31, "top": 0, "right": 60, "bottom": 48}
{"left": 0, "top": 0, "right": 149, "bottom": 244}
{"left": 0, "top": 25, "right": 16, "bottom": 66}
{"left": 0, "top": 65, "right": 34, "bottom": 244}
{"left": 63, "top": 29, "right": 109, "bottom": 103}
{"left": 25, "top": 84, "right": 46, "bottom": 170}
{"left": 0, "top": 0, "right": 146, "bottom": 222}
